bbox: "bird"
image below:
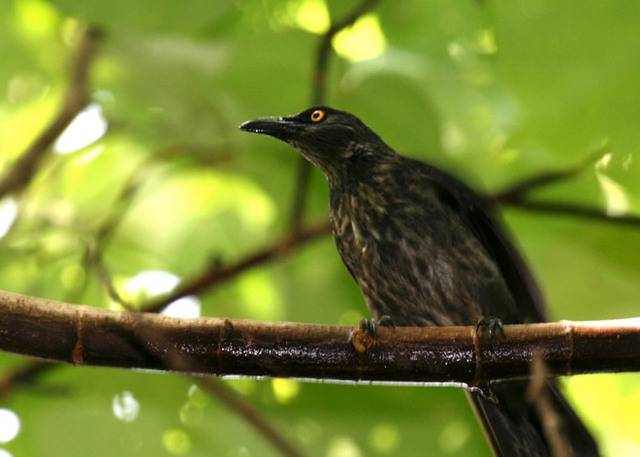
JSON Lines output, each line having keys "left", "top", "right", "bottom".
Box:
{"left": 240, "top": 106, "right": 599, "bottom": 456}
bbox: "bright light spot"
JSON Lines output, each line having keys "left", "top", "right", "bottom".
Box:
{"left": 438, "top": 420, "right": 470, "bottom": 453}
{"left": 565, "top": 374, "right": 640, "bottom": 456}
{"left": 14, "top": 0, "right": 59, "bottom": 39}
{"left": 447, "top": 41, "right": 466, "bottom": 61}
{"left": 442, "top": 122, "right": 466, "bottom": 155}
{"left": 75, "top": 144, "right": 105, "bottom": 164}
{"left": 596, "top": 173, "right": 629, "bottom": 216}
{"left": 187, "top": 385, "right": 211, "bottom": 408}
{"left": 0, "top": 449, "right": 13, "bottom": 457}
{"left": 162, "top": 429, "right": 191, "bottom": 455}
{"left": 161, "top": 296, "right": 201, "bottom": 319}
{"left": 272, "top": 378, "right": 300, "bottom": 404}
{"left": 326, "top": 436, "right": 362, "bottom": 457}
{"left": 6, "top": 74, "right": 49, "bottom": 104}
{"left": 237, "top": 272, "right": 284, "bottom": 320}
{"left": 293, "top": 0, "right": 329, "bottom": 34}
{"left": 179, "top": 402, "right": 204, "bottom": 426}
{"left": 54, "top": 103, "right": 108, "bottom": 154}
{"left": 226, "top": 447, "right": 250, "bottom": 457}
{"left": 333, "top": 14, "right": 387, "bottom": 62}
{"left": 112, "top": 391, "right": 140, "bottom": 423}
{"left": 496, "top": 148, "right": 520, "bottom": 164}
{"left": 368, "top": 423, "right": 399, "bottom": 454}
{"left": 595, "top": 152, "right": 612, "bottom": 170}
{"left": 0, "top": 197, "right": 18, "bottom": 240}
{"left": 0, "top": 409, "right": 20, "bottom": 443}
{"left": 227, "top": 378, "right": 257, "bottom": 396}
{"left": 475, "top": 29, "right": 497, "bottom": 55}
{"left": 124, "top": 270, "right": 180, "bottom": 297}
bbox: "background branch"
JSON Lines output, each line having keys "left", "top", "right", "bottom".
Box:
{"left": 0, "top": 26, "right": 102, "bottom": 198}
{"left": 2, "top": 290, "right": 639, "bottom": 384}
{"left": 289, "top": 0, "right": 380, "bottom": 229}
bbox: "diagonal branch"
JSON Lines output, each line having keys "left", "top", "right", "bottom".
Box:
{"left": 195, "top": 378, "right": 304, "bottom": 457}
{"left": 0, "top": 26, "right": 102, "bottom": 198}
{"left": 143, "top": 219, "right": 330, "bottom": 312}
{"left": 1, "top": 290, "right": 640, "bottom": 383}
{"left": 289, "top": 0, "right": 381, "bottom": 230}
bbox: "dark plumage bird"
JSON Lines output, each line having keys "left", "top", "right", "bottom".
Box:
{"left": 240, "top": 106, "right": 599, "bottom": 457}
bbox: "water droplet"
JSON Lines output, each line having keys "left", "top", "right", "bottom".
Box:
{"left": 112, "top": 391, "right": 140, "bottom": 423}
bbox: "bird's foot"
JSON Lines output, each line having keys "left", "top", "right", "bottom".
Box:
{"left": 350, "top": 316, "right": 394, "bottom": 353}
{"left": 476, "top": 316, "right": 505, "bottom": 341}
{"left": 468, "top": 384, "right": 499, "bottom": 404}
{"left": 359, "top": 315, "right": 395, "bottom": 336}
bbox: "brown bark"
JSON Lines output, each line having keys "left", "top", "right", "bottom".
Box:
{"left": 2, "top": 290, "right": 639, "bottom": 384}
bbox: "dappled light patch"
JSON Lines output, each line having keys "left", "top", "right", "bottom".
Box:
{"left": 368, "top": 422, "right": 399, "bottom": 454}
{"left": 162, "top": 429, "right": 191, "bottom": 456}
{"left": 333, "top": 14, "right": 387, "bottom": 62}
{"left": 271, "top": 378, "right": 300, "bottom": 404}
{"left": 326, "top": 436, "right": 362, "bottom": 457}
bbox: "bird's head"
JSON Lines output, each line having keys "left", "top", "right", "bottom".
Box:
{"left": 240, "top": 106, "right": 392, "bottom": 178}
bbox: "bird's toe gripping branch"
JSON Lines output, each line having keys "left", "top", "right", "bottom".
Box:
{"left": 349, "top": 316, "right": 395, "bottom": 353}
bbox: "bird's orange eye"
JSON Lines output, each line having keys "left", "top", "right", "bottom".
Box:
{"left": 310, "top": 109, "right": 325, "bottom": 123}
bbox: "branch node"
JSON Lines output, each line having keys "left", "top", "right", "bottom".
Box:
{"left": 72, "top": 311, "right": 85, "bottom": 365}
{"left": 349, "top": 327, "right": 375, "bottom": 353}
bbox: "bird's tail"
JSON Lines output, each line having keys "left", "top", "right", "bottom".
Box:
{"left": 466, "top": 381, "right": 599, "bottom": 457}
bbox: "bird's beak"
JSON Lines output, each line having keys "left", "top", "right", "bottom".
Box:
{"left": 239, "top": 116, "right": 302, "bottom": 141}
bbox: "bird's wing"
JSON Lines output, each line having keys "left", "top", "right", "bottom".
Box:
{"left": 424, "top": 164, "right": 547, "bottom": 322}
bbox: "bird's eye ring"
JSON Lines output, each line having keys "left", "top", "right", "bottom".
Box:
{"left": 310, "top": 109, "right": 325, "bottom": 123}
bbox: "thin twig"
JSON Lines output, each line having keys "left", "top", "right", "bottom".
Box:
{"left": 527, "top": 355, "right": 573, "bottom": 457}
{"left": 0, "top": 26, "right": 102, "bottom": 198}
{"left": 493, "top": 148, "right": 606, "bottom": 204}
{"left": 499, "top": 199, "right": 640, "bottom": 227}
{"left": 0, "top": 360, "right": 57, "bottom": 401}
{"left": 289, "top": 0, "right": 380, "bottom": 230}
{"left": 143, "top": 219, "right": 331, "bottom": 312}
{"left": 195, "top": 378, "right": 305, "bottom": 457}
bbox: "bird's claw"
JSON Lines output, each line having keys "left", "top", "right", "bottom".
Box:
{"left": 359, "top": 315, "right": 395, "bottom": 337}
{"left": 350, "top": 316, "right": 395, "bottom": 353}
{"left": 476, "top": 316, "right": 505, "bottom": 341}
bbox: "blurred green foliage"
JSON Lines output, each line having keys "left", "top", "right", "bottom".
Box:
{"left": 1, "top": 0, "right": 640, "bottom": 456}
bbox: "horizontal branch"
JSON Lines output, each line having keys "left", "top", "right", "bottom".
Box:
{"left": 1, "top": 291, "right": 639, "bottom": 384}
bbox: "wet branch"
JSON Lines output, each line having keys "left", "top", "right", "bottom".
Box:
{"left": 289, "top": 0, "right": 380, "bottom": 229}
{"left": 0, "top": 27, "right": 102, "bottom": 198}
{"left": 2, "top": 290, "right": 639, "bottom": 384}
